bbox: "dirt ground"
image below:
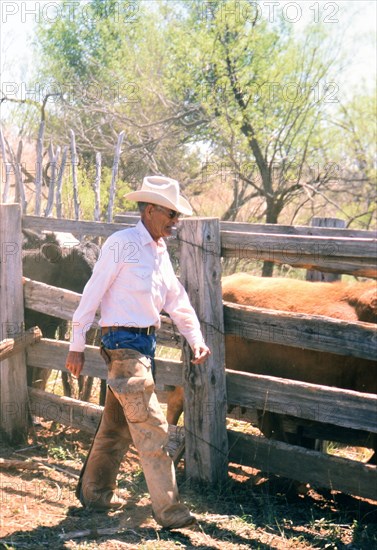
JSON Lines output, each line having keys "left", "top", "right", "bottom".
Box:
{"left": 1, "top": 420, "right": 376, "bottom": 550}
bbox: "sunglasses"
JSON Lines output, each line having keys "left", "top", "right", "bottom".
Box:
{"left": 154, "top": 205, "right": 181, "bottom": 219}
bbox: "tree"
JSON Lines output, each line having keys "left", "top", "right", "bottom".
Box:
{"left": 329, "top": 91, "right": 376, "bottom": 229}
{"left": 164, "top": 1, "right": 344, "bottom": 227}
{"left": 32, "top": 0, "right": 203, "bottom": 190}
{"left": 12, "top": 0, "right": 374, "bottom": 240}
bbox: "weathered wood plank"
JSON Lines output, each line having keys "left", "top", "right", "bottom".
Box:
{"left": 93, "top": 152, "right": 101, "bottom": 221}
{"left": 0, "top": 204, "right": 29, "bottom": 443}
{"left": 22, "top": 215, "right": 179, "bottom": 252}
{"left": 115, "top": 215, "right": 377, "bottom": 240}
{"left": 0, "top": 127, "right": 11, "bottom": 201}
{"left": 306, "top": 218, "right": 345, "bottom": 282}
{"left": 29, "top": 387, "right": 102, "bottom": 433}
{"left": 23, "top": 216, "right": 377, "bottom": 277}
{"left": 69, "top": 130, "right": 80, "bottom": 220}
{"left": 22, "top": 215, "right": 133, "bottom": 239}
{"left": 45, "top": 143, "right": 60, "bottom": 217}
{"left": 114, "top": 214, "right": 140, "bottom": 223}
{"left": 221, "top": 230, "right": 377, "bottom": 259}
{"left": 23, "top": 279, "right": 181, "bottom": 348}
{"left": 34, "top": 122, "right": 44, "bottom": 216}
{"left": 26, "top": 339, "right": 183, "bottom": 386}
{"left": 28, "top": 388, "right": 184, "bottom": 463}
{"left": 23, "top": 278, "right": 88, "bottom": 321}
{"left": 220, "top": 222, "right": 377, "bottom": 239}
{"left": 26, "top": 386, "right": 377, "bottom": 501}
{"left": 221, "top": 231, "right": 377, "bottom": 278}
{"left": 29, "top": 339, "right": 376, "bottom": 436}
{"left": 0, "top": 327, "right": 42, "bottom": 361}
{"left": 56, "top": 146, "right": 68, "bottom": 218}
{"left": 23, "top": 278, "right": 376, "bottom": 360}
{"left": 224, "top": 302, "right": 377, "bottom": 361}
{"left": 228, "top": 430, "right": 377, "bottom": 501}
{"left": 107, "top": 131, "right": 125, "bottom": 222}
{"left": 226, "top": 369, "right": 377, "bottom": 434}
{"left": 179, "top": 217, "right": 228, "bottom": 484}
{"left": 27, "top": 340, "right": 106, "bottom": 378}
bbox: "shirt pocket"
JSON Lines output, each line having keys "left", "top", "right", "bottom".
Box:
{"left": 131, "top": 265, "right": 153, "bottom": 292}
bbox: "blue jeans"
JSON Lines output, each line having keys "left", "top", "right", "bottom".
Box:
{"left": 101, "top": 329, "right": 157, "bottom": 379}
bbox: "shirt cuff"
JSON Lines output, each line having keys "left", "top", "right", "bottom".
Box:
{"left": 69, "top": 328, "right": 87, "bottom": 352}
{"left": 69, "top": 341, "right": 86, "bottom": 353}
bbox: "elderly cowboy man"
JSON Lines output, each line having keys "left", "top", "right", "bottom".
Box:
{"left": 65, "top": 176, "right": 210, "bottom": 529}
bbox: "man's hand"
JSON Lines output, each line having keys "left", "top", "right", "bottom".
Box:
{"left": 191, "top": 342, "right": 211, "bottom": 365}
{"left": 65, "top": 351, "right": 85, "bottom": 378}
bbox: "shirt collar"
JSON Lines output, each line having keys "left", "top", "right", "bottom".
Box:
{"left": 136, "top": 220, "right": 167, "bottom": 252}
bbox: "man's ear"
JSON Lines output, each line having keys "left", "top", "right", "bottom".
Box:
{"left": 145, "top": 204, "right": 154, "bottom": 218}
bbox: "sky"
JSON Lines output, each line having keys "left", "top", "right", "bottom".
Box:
{"left": 0, "top": 0, "right": 376, "bottom": 119}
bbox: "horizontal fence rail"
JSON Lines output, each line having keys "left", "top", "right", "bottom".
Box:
{"left": 115, "top": 214, "right": 377, "bottom": 239}
{"left": 23, "top": 279, "right": 377, "bottom": 361}
{"left": 0, "top": 327, "right": 41, "bottom": 361}
{"left": 29, "top": 387, "right": 102, "bottom": 434}
{"left": 220, "top": 231, "right": 377, "bottom": 278}
{"left": 26, "top": 339, "right": 377, "bottom": 437}
{"left": 223, "top": 302, "right": 377, "bottom": 361}
{"left": 27, "top": 384, "right": 377, "bottom": 501}
{"left": 22, "top": 215, "right": 377, "bottom": 277}
{"left": 26, "top": 338, "right": 183, "bottom": 387}
{"left": 227, "top": 431, "right": 377, "bottom": 501}
{"left": 226, "top": 369, "right": 377, "bottom": 434}
{"left": 22, "top": 215, "right": 130, "bottom": 239}
{"left": 23, "top": 279, "right": 182, "bottom": 349}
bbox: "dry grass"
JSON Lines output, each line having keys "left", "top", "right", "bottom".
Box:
{"left": 1, "top": 417, "right": 376, "bottom": 550}
{"left": 11, "top": 339, "right": 375, "bottom": 550}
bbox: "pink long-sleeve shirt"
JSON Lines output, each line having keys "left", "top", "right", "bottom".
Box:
{"left": 69, "top": 220, "right": 204, "bottom": 352}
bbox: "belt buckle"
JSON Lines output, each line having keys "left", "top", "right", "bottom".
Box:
{"left": 146, "top": 326, "right": 152, "bottom": 335}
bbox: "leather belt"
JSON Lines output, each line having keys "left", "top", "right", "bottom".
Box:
{"left": 101, "top": 325, "right": 155, "bottom": 336}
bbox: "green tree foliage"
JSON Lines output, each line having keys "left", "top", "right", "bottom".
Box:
{"left": 34, "top": 0, "right": 202, "bottom": 190}
{"left": 328, "top": 90, "right": 376, "bottom": 229}
{"left": 24, "top": 0, "right": 374, "bottom": 233}
{"left": 163, "top": 0, "right": 343, "bottom": 229}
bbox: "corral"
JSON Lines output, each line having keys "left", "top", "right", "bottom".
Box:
{"left": 1, "top": 203, "right": 377, "bottom": 504}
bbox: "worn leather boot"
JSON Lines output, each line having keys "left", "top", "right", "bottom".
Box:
{"left": 107, "top": 348, "right": 195, "bottom": 528}
{"left": 76, "top": 386, "right": 131, "bottom": 511}
{"left": 156, "top": 504, "right": 197, "bottom": 529}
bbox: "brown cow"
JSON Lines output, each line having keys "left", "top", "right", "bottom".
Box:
{"left": 167, "top": 273, "right": 377, "bottom": 459}
{"left": 222, "top": 273, "right": 377, "bottom": 324}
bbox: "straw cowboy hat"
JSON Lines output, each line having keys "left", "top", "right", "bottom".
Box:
{"left": 125, "top": 176, "right": 193, "bottom": 216}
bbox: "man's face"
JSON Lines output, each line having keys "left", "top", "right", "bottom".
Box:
{"left": 143, "top": 204, "right": 181, "bottom": 240}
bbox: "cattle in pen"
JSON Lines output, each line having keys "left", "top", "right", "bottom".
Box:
{"left": 167, "top": 273, "right": 377, "bottom": 461}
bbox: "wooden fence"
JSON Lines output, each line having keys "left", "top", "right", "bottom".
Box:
{"left": 0, "top": 126, "right": 125, "bottom": 222}
{"left": 1, "top": 204, "right": 376, "bottom": 498}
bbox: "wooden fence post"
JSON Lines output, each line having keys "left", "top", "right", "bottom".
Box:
{"left": 93, "top": 152, "right": 102, "bottom": 221}
{"left": 12, "top": 140, "right": 27, "bottom": 213}
{"left": 178, "top": 217, "right": 228, "bottom": 485}
{"left": 56, "top": 145, "right": 68, "bottom": 218}
{"left": 45, "top": 143, "right": 61, "bottom": 217}
{"left": 306, "top": 217, "right": 346, "bottom": 282}
{"left": 35, "top": 121, "right": 45, "bottom": 216}
{"left": 306, "top": 217, "right": 346, "bottom": 452}
{"left": 69, "top": 129, "right": 80, "bottom": 220}
{"left": 0, "top": 127, "right": 11, "bottom": 202}
{"left": 107, "top": 131, "right": 125, "bottom": 222}
{"left": 0, "top": 204, "right": 29, "bottom": 444}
